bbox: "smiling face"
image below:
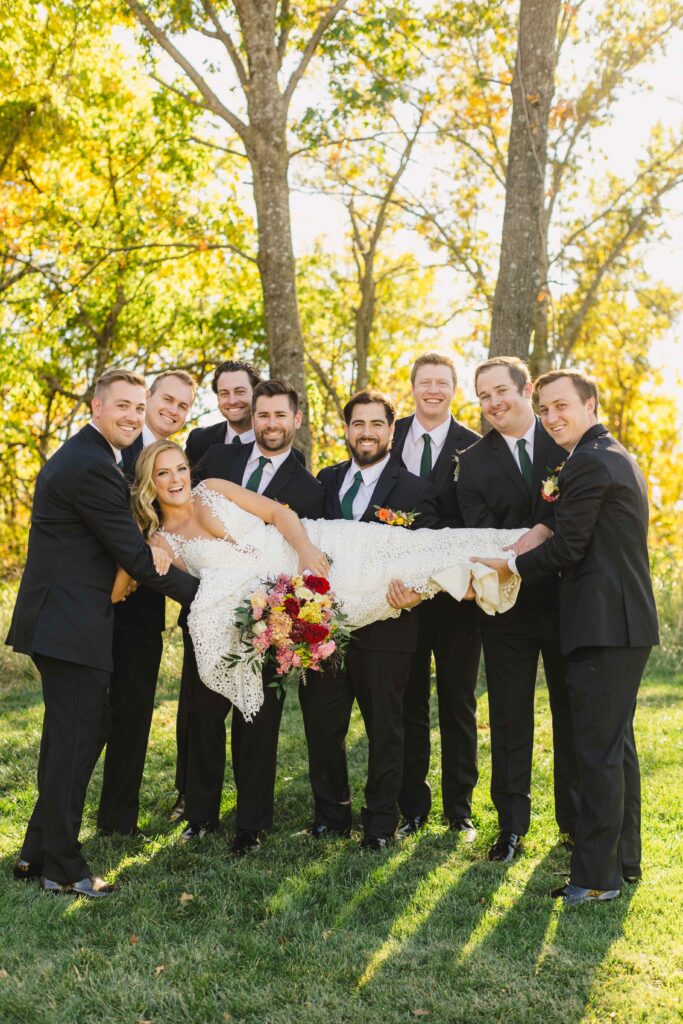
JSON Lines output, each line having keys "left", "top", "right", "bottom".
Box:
{"left": 345, "top": 401, "right": 394, "bottom": 467}
{"left": 412, "top": 361, "right": 456, "bottom": 427}
{"left": 146, "top": 375, "right": 195, "bottom": 440}
{"left": 476, "top": 365, "right": 534, "bottom": 437}
{"left": 91, "top": 380, "right": 146, "bottom": 449}
{"left": 253, "top": 394, "right": 302, "bottom": 455}
{"left": 216, "top": 370, "right": 254, "bottom": 432}
{"left": 152, "top": 447, "right": 192, "bottom": 510}
{"left": 538, "top": 377, "right": 597, "bottom": 451}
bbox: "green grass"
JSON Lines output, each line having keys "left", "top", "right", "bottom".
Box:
{"left": 1, "top": 609, "right": 682, "bottom": 1024}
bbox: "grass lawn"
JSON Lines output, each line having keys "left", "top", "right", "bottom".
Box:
{"left": 1, "top": 611, "right": 682, "bottom": 1024}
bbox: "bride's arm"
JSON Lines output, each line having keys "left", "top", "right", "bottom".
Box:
{"left": 203, "top": 477, "right": 330, "bottom": 577}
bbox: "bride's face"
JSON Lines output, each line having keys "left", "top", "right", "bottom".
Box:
{"left": 152, "top": 448, "right": 192, "bottom": 509}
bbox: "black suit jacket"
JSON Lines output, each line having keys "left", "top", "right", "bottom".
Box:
{"left": 194, "top": 442, "right": 323, "bottom": 520}
{"left": 186, "top": 419, "right": 306, "bottom": 470}
{"left": 6, "top": 425, "right": 199, "bottom": 672}
{"left": 317, "top": 458, "right": 439, "bottom": 652}
{"left": 391, "top": 414, "right": 480, "bottom": 527}
{"left": 116, "top": 434, "right": 166, "bottom": 639}
{"left": 457, "top": 417, "right": 566, "bottom": 637}
{"left": 516, "top": 424, "right": 659, "bottom": 654}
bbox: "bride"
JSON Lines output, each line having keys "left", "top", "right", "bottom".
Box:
{"left": 113, "top": 440, "right": 525, "bottom": 720}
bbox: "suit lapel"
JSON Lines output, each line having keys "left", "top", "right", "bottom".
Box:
{"left": 391, "top": 417, "right": 411, "bottom": 465}
{"left": 229, "top": 443, "right": 252, "bottom": 485}
{"left": 530, "top": 419, "right": 555, "bottom": 513}
{"left": 263, "top": 451, "right": 296, "bottom": 499}
{"left": 433, "top": 417, "right": 468, "bottom": 492}
{"left": 121, "top": 434, "right": 143, "bottom": 480}
{"left": 329, "top": 461, "right": 349, "bottom": 518}
{"left": 575, "top": 423, "right": 608, "bottom": 451}
{"left": 361, "top": 459, "right": 400, "bottom": 522}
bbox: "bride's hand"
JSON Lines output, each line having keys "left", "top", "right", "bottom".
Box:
{"left": 298, "top": 545, "right": 330, "bottom": 578}
{"left": 148, "top": 542, "right": 172, "bottom": 575}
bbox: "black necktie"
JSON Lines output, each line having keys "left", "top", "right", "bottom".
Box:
{"left": 341, "top": 471, "right": 363, "bottom": 520}
{"left": 245, "top": 455, "right": 271, "bottom": 493}
{"left": 516, "top": 439, "right": 533, "bottom": 490}
{"left": 419, "top": 433, "right": 432, "bottom": 477}
{"left": 232, "top": 434, "right": 242, "bottom": 444}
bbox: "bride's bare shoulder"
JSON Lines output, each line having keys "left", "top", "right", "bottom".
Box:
{"left": 200, "top": 478, "right": 238, "bottom": 500}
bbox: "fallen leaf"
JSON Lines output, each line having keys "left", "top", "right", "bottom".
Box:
{"left": 0, "top": 969, "right": 8, "bottom": 979}
{"left": 129, "top": 934, "right": 139, "bottom": 945}
{"left": 322, "top": 930, "right": 331, "bottom": 941}
{"left": 154, "top": 965, "right": 165, "bottom": 976}
{"left": 179, "top": 892, "right": 194, "bottom": 905}
{"left": 412, "top": 1011, "right": 429, "bottom": 1018}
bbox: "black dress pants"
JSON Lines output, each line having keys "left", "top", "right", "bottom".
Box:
{"left": 399, "top": 597, "right": 481, "bottom": 822}
{"left": 346, "top": 646, "right": 413, "bottom": 838}
{"left": 482, "top": 630, "right": 580, "bottom": 836}
{"left": 21, "top": 655, "right": 110, "bottom": 884}
{"left": 231, "top": 667, "right": 286, "bottom": 832}
{"left": 567, "top": 645, "right": 650, "bottom": 891}
{"left": 174, "top": 626, "right": 193, "bottom": 794}
{"left": 298, "top": 664, "right": 354, "bottom": 832}
{"left": 97, "top": 627, "right": 163, "bottom": 833}
{"left": 183, "top": 641, "right": 231, "bottom": 825}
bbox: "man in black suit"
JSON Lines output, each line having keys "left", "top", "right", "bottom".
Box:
{"left": 478, "top": 370, "right": 658, "bottom": 903}
{"left": 182, "top": 380, "right": 324, "bottom": 852}
{"left": 302, "top": 389, "right": 440, "bottom": 849}
{"left": 390, "top": 352, "right": 481, "bottom": 840}
{"left": 185, "top": 359, "right": 262, "bottom": 465}
{"left": 96, "top": 370, "right": 196, "bottom": 838}
{"left": 7, "top": 369, "right": 198, "bottom": 897}
{"left": 457, "top": 356, "right": 579, "bottom": 862}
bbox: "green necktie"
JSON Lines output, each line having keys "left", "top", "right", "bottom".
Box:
{"left": 231, "top": 434, "right": 242, "bottom": 444}
{"left": 419, "top": 433, "right": 432, "bottom": 478}
{"left": 245, "top": 455, "right": 271, "bottom": 493}
{"left": 516, "top": 438, "right": 533, "bottom": 490}
{"left": 341, "top": 470, "right": 363, "bottom": 520}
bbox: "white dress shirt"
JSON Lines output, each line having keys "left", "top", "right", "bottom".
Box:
{"left": 141, "top": 424, "right": 158, "bottom": 448}
{"left": 501, "top": 418, "right": 536, "bottom": 474}
{"left": 339, "top": 453, "right": 391, "bottom": 521}
{"left": 401, "top": 415, "right": 451, "bottom": 477}
{"left": 241, "top": 446, "right": 291, "bottom": 494}
{"left": 225, "top": 425, "right": 255, "bottom": 446}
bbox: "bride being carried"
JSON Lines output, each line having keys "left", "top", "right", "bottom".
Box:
{"left": 113, "top": 440, "right": 525, "bottom": 720}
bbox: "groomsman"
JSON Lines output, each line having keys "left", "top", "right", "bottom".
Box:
{"left": 390, "top": 352, "right": 481, "bottom": 839}
{"left": 8, "top": 369, "right": 198, "bottom": 896}
{"left": 184, "top": 380, "right": 323, "bottom": 852}
{"left": 185, "top": 359, "right": 261, "bottom": 465}
{"left": 478, "top": 369, "right": 658, "bottom": 903}
{"left": 96, "top": 370, "right": 196, "bottom": 838}
{"left": 303, "top": 389, "right": 439, "bottom": 849}
{"left": 457, "top": 356, "right": 580, "bottom": 861}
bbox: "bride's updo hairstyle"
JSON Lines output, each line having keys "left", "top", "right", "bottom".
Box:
{"left": 131, "top": 439, "right": 188, "bottom": 536}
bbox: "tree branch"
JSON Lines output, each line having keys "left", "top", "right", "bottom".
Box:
{"left": 283, "top": 0, "right": 349, "bottom": 107}
{"left": 199, "top": 0, "right": 249, "bottom": 88}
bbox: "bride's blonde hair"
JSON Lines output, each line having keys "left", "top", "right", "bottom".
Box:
{"left": 131, "top": 439, "right": 189, "bottom": 536}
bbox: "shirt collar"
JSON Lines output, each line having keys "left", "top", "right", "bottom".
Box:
{"left": 226, "top": 425, "right": 255, "bottom": 445}
{"left": 410, "top": 414, "right": 451, "bottom": 447}
{"left": 142, "top": 424, "right": 158, "bottom": 447}
{"left": 350, "top": 452, "right": 391, "bottom": 487}
{"left": 89, "top": 420, "right": 122, "bottom": 462}
{"left": 501, "top": 417, "right": 536, "bottom": 454}
{"left": 248, "top": 445, "right": 291, "bottom": 472}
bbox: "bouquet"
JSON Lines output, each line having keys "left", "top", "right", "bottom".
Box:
{"left": 224, "top": 573, "right": 351, "bottom": 698}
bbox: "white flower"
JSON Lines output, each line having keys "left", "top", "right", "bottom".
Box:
{"left": 252, "top": 620, "right": 268, "bottom": 635}
{"left": 295, "top": 586, "right": 314, "bottom": 601}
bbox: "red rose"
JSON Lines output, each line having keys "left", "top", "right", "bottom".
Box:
{"left": 284, "top": 597, "right": 300, "bottom": 618}
{"left": 306, "top": 575, "right": 330, "bottom": 594}
{"left": 301, "top": 622, "right": 330, "bottom": 644}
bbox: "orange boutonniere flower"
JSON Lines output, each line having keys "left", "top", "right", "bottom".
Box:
{"left": 541, "top": 462, "right": 565, "bottom": 503}
{"left": 374, "top": 506, "right": 419, "bottom": 527}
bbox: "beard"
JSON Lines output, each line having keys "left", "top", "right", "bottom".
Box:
{"left": 255, "top": 426, "right": 295, "bottom": 453}
{"left": 348, "top": 438, "right": 390, "bottom": 467}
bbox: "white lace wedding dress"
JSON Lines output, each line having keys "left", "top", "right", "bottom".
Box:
{"left": 161, "top": 483, "right": 525, "bottom": 720}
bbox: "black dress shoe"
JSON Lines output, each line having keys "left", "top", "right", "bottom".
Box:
{"left": 448, "top": 817, "right": 477, "bottom": 842}
{"left": 41, "top": 875, "right": 116, "bottom": 898}
{"left": 231, "top": 829, "right": 261, "bottom": 856}
{"left": 487, "top": 832, "right": 522, "bottom": 862}
{"left": 396, "top": 815, "right": 427, "bottom": 839}
{"left": 169, "top": 793, "right": 186, "bottom": 823}
{"left": 622, "top": 873, "right": 642, "bottom": 884}
{"left": 551, "top": 883, "right": 620, "bottom": 903}
{"left": 360, "top": 834, "right": 392, "bottom": 851}
{"left": 13, "top": 858, "right": 43, "bottom": 881}
{"left": 307, "top": 822, "right": 351, "bottom": 839}
{"left": 180, "top": 821, "right": 217, "bottom": 841}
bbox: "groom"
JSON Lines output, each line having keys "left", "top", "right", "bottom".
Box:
{"left": 478, "top": 369, "right": 659, "bottom": 903}
{"left": 183, "top": 379, "right": 323, "bottom": 852}
{"left": 7, "top": 368, "right": 198, "bottom": 897}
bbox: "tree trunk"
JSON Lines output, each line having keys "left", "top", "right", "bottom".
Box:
{"left": 489, "top": 0, "right": 561, "bottom": 362}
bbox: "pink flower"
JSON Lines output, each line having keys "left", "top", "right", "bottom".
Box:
{"left": 317, "top": 640, "right": 336, "bottom": 659}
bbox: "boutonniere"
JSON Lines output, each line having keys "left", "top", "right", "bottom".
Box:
{"left": 452, "top": 452, "right": 461, "bottom": 482}
{"left": 541, "top": 462, "right": 566, "bottom": 503}
{"left": 374, "top": 506, "right": 420, "bottom": 527}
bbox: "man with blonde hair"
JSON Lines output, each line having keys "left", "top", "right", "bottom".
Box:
{"left": 7, "top": 368, "right": 198, "bottom": 897}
